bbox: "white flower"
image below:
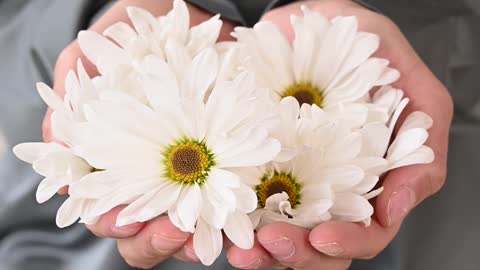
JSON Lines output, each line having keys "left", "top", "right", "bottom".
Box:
{"left": 232, "top": 6, "right": 399, "bottom": 112}
{"left": 13, "top": 60, "right": 100, "bottom": 228}
{"left": 237, "top": 98, "right": 388, "bottom": 229}
{"left": 78, "top": 0, "right": 222, "bottom": 100}
{"left": 13, "top": 143, "right": 98, "bottom": 227}
{"left": 69, "top": 49, "right": 280, "bottom": 265}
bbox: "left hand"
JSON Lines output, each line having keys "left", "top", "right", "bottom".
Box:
{"left": 226, "top": 0, "right": 453, "bottom": 269}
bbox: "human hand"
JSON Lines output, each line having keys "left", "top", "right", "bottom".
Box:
{"left": 42, "top": 0, "right": 236, "bottom": 268}
{"left": 226, "top": 0, "right": 453, "bottom": 269}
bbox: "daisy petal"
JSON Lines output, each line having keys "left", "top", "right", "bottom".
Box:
{"left": 103, "top": 22, "right": 137, "bottom": 49}
{"left": 56, "top": 197, "right": 82, "bottom": 228}
{"left": 387, "top": 145, "right": 434, "bottom": 170}
{"left": 36, "top": 176, "right": 67, "bottom": 204}
{"left": 177, "top": 184, "right": 202, "bottom": 233}
{"left": 399, "top": 111, "right": 434, "bottom": 132}
{"left": 330, "top": 193, "right": 373, "bottom": 222}
{"left": 223, "top": 211, "right": 254, "bottom": 249}
{"left": 387, "top": 128, "right": 429, "bottom": 162}
{"left": 187, "top": 15, "right": 222, "bottom": 55}
{"left": 194, "top": 218, "right": 223, "bottom": 266}
{"left": 136, "top": 183, "right": 182, "bottom": 223}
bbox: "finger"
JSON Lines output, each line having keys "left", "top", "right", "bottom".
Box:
{"left": 85, "top": 205, "right": 144, "bottom": 238}
{"left": 227, "top": 238, "right": 276, "bottom": 269}
{"left": 309, "top": 220, "right": 400, "bottom": 259}
{"left": 173, "top": 236, "right": 200, "bottom": 263}
{"left": 117, "top": 215, "right": 190, "bottom": 269}
{"left": 258, "top": 222, "right": 352, "bottom": 270}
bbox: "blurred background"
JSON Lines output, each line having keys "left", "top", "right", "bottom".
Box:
{"left": 0, "top": 0, "right": 479, "bottom": 269}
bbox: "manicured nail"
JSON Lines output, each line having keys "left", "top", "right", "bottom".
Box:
{"left": 387, "top": 186, "right": 416, "bottom": 226}
{"left": 312, "top": 242, "right": 345, "bottom": 256}
{"left": 110, "top": 223, "right": 142, "bottom": 237}
{"left": 260, "top": 237, "right": 295, "bottom": 260}
{"left": 151, "top": 233, "right": 188, "bottom": 254}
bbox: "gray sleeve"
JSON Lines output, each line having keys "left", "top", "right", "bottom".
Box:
{"left": 186, "top": 0, "right": 378, "bottom": 26}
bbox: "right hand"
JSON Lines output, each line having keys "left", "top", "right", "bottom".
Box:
{"left": 43, "top": 0, "right": 236, "bottom": 268}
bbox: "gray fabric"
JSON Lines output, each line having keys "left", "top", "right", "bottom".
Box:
{"left": 0, "top": 0, "right": 479, "bottom": 270}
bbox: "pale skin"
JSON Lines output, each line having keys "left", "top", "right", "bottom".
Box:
{"left": 43, "top": 0, "right": 453, "bottom": 269}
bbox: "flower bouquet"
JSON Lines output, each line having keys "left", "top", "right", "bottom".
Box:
{"left": 13, "top": 0, "right": 433, "bottom": 265}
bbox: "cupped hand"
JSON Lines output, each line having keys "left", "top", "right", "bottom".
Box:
{"left": 226, "top": 0, "right": 453, "bottom": 269}
{"left": 43, "top": 0, "right": 236, "bottom": 268}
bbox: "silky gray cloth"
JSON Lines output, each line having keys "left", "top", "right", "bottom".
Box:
{"left": 0, "top": 0, "right": 479, "bottom": 270}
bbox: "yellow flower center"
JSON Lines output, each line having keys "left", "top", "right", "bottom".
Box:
{"left": 281, "top": 82, "right": 324, "bottom": 107}
{"left": 163, "top": 139, "right": 215, "bottom": 185}
{"left": 256, "top": 171, "right": 302, "bottom": 208}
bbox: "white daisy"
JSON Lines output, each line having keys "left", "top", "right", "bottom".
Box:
{"left": 236, "top": 98, "right": 386, "bottom": 229}
{"left": 78, "top": 0, "right": 222, "bottom": 100}
{"left": 232, "top": 6, "right": 399, "bottom": 112}
{"left": 13, "top": 143, "right": 98, "bottom": 227}
{"left": 68, "top": 49, "right": 280, "bottom": 265}
{"left": 13, "top": 60, "right": 100, "bottom": 227}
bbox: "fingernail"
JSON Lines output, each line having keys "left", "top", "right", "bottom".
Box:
{"left": 110, "top": 223, "right": 142, "bottom": 237}
{"left": 387, "top": 186, "right": 416, "bottom": 226}
{"left": 151, "top": 234, "right": 188, "bottom": 254}
{"left": 312, "top": 242, "right": 345, "bottom": 256}
{"left": 260, "top": 237, "right": 295, "bottom": 260}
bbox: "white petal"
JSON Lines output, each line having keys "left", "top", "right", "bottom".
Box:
{"left": 181, "top": 48, "right": 218, "bottom": 100}
{"left": 399, "top": 111, "right": 434, "bottom": 132}
{"left": 215, "top": 129, "right": 281, "bottom": 168}
{"left": 387, "top": 145, "right": 434, "bottom": 170}
{"left": 232, "top": 183, "right": 258, "bottom": 214}
{"left": 13, "top": 142, "right": 66, "bottom": 163}
{"left": 116, "top": 185, "right": 165, "bottom": 226}
{"left": 126, "top": 7, "right": 156, "bottom": 36}
{"left": 317, "top": 165, "right": 364, "bottom": 191}
{"left": 169, "top": 0, "right": 190, "bottom": 43}
{"left": 208, "top": 168, "right": 241, "bottom": 189}
{"left": 103, "top": 22, "right": 137, "bottom": 48}
{"left": 36, "top": 83, "right": 69, "bottom": 113}
{"left": 375, "top": 67, "right": 400, "bottom": 85}
{"left": 324, "top": 132, "right": 362, "bottom": 164}
{"left": 177, "top": 184, "right": 202, "bottom": 233}
{"left": 187, "top": 14, "right": 222, "bottom": 55}
{"left": 90, "top": 179, "right": 160, "bottom": 219}
{"left": 77, "top": 31, "right": 130, "bottom": 74}
{"left": 252, "top": 21, "right": 293, "bottom": 89}
{"left": 223, "top": 211, "right": 254, "bottom": 249}
{"left": 140, "top": 55, "right": 181, "bottom": 111}
{"left": 350, "top": 175, "right": 380, "bottom": 195}
{"left": 360, "top": 122, "right": 390, "bottom": 157}
{"left": 193, "top": 218, "right": 223, "bottom": 266}
{"left": 136, "top": 183, "right": 182, "bottom": 223}
{"left": 334, "top": 32, "right": 379, "bottom": 81}
{"left": 200, "top": 187, "right": 229, "bottom": 230}
{"left": 363, "top": 186, "right": 384, "bottom": 200}
{"left": 313, "top": 16, "right": 358, "bottom": 88}
{"left": 56, "top": 197, "right": 82, "bottom": 228}
{"left": 36, "top": 176, "right": 67, "bottom": 204}
{"left": 164, "top": 39, "right": 192, "bottom": 80}
{"left": 330, "top": 193, "right": 373, "bottom": 222}
{"left": 387, "top": 128, "right": 429, "bottom": 162}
